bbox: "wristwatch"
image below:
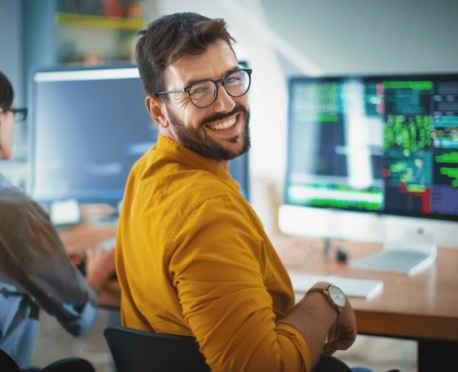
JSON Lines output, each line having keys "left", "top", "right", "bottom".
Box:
{"left": 307, "top": 283, "right": 346, "bottom": 314}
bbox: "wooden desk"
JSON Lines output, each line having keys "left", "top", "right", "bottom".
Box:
{"left": 60, "top": 225, "right": 457, "bottom": 370}
{"left": 59, "top": 224, "right": 120, "bottom": 308}
{"left": 272, "top": 233, "right": 458, "bottom": 371}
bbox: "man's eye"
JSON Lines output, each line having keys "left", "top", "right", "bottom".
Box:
{"left": 192, "top": 87, "right": 208, "bottom": 94}
{"left": 226, "top": 77, "right": 241, "bottom": 85}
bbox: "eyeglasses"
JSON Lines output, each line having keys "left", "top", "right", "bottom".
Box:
{"left": 0, "top": 106, "right": 28, "bottom": 121}
{"left": 156, "top": 68, "right": 252, "bottom": 108}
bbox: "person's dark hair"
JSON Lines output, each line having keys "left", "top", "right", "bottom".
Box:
{"left": 0, "top": 71, "right": 14, "bottom": 108}
{"left": 136, "top": 12, "right": 236, "bottom": 99}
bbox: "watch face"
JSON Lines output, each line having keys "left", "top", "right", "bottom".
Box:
{"left": 330, "top": 286, "right": 346, "bottom": 307}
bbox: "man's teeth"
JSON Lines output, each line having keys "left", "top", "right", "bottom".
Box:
{"left": 210, "top": 117, "right": 236, "bottom": 130}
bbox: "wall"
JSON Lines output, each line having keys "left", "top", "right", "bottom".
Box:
{"left": 0, "top": 0, "right": 58, "bottom": 187}
{"left": 0, "top": 0, "right": 26, "bottom": 185}
{"left": 261, "top": 0, "right": 458, "bottom": 75}
{"left": 0, "top": 0, "right": 24, "bottom": 105}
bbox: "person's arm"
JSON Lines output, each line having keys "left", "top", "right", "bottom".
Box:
{"left": 84, "top": 247, "right": 116, "bottom": 295}
{"left": 277, "top": 284, "right": 356, "bottom": 369}
{"left": 0, "top": 198, "right": 115, "bottom": 336}
{"left": 69, "top": 248, "right": 118, "bottom": 295}
{"left": 171, "top": 196, "right": 313, "bottom": 372}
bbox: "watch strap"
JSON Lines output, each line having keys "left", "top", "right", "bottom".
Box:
{"left": 307, "top": 283, "right": 331, "bottom": 293}
{"left": 307, "top": 284, "right": 344, "bottom": 314}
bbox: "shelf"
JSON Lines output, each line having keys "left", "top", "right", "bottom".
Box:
{"left": 56, "top": 12, "right": 146, "bottom": 31}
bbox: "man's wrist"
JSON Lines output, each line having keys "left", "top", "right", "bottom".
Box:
{"left": 307, "top": 282, "right": 346, "bottom": 317}
{"left": 85, "top": 274, "right": 105, "bottom": 295}
{"left": 280, "top": 289, "right": 338, "bottom": 330}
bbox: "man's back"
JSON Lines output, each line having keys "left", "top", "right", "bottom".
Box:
{"left": 119, "top": 12, "right": 356, "bottom": 371}
{"left": 117, "top": 135, "right": 311, "bottom": 371}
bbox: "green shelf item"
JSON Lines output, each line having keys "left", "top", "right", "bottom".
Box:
{"left": 56, "top": 12, "right": 147, "bottom": 31}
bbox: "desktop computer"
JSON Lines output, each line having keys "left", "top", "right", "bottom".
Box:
{"left": 279, "top": 73, "right": 458, "bottom": 273}
{"left": 29, "top": 64, "right": 250, "bottom": 223}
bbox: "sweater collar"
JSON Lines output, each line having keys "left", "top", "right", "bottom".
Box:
{"left": 156, "top": 134, "right": 240, "bottom": 191}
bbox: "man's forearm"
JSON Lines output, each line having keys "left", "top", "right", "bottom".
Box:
{"left": 277, "top": 291, "right": 338, "bottom": 369}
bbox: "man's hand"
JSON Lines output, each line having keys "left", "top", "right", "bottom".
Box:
{"left": 277, "top": 281, "right": 357, "bottom": 369}
{"left": 323, "top": 299, "right": 357, "bottom": 355}
{"left": 68, "top": 252, "right": 84, "bottom": 266}
{"left": 85, "top": 247, "right": 116, "bottom": 295}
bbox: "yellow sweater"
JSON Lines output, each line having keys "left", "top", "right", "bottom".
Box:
{"left": 116, "top": 135, "right": 311, "bottom": 372}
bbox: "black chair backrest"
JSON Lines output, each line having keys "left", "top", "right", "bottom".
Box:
{"left": 104, "top": 326, "right": 353, "bottom": 372}
{"left": 40, "top": 358, "right": 95, "bottom": 372}
{"left": 0, "top": 348, "right": 21, "bottom": 372}
{"left": 314, "top": 353, "right": 353, "bottom": 372}
{"left": 104, "top": 326, "right": 354, "bottom": 372}
{"left": 104, "top": 326, "right": 211, "bottom": 372}
{"left": 0, "top": 349, "right": 95, "bottom": 372}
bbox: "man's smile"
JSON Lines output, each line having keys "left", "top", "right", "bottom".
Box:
{"left": 204, "top": 113, "right": 242, "bottom": 140}
{"left": 205, "top": 114, "right": 237, "bottom": 131}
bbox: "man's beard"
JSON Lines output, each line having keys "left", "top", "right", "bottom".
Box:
{"left": 166, "top": 104, "right": 251, "bottom": 161}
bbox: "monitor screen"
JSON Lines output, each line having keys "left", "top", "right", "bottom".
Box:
{"left": 29, "top": 65, "right": 249, "bottom": 203}
{"left": 285, "top": 74, "right": 458, "bottom": 222}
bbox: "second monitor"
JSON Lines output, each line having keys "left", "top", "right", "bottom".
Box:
{"left": 280, "top": 73, "right": 458, "bottom": 249}
{"left": 29, "top": 64, "right": 250, "bottom": 214}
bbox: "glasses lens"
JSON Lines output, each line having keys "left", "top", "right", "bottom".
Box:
{"left": 189, "top": 80, "right": 217, "bottom": 108}
{"left": 14, "top": 110, "right": 26, "bottom": 121}
{"left": 225, "top": 70, "right": 250, "bottom": 97}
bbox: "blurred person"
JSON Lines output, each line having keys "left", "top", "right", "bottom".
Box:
{"left": 117, "top": 13, "right": 357, "bottom": 372}
{"left": 0, "top": 71, "right": 116, "bottom": 370}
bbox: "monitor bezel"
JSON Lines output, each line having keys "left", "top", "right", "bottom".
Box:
{"left": 285, "top": 72, "right": 458, "bottom": 223}
{"left": 28, "top": 61, "right": 250, "bottom": 204}
{"left": 28, "top": 62, "right": 145, "bottom": 204}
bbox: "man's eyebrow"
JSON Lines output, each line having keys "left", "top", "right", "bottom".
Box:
{"left": 183, "top": 66, "right": 241, "bottom": 87}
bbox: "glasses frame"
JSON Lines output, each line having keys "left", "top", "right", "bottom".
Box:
{"left": 0, "top": 106, "right": 28, "bottom": 121}
{"left": 155, "top": 68, "right": 252, "bottom": 108}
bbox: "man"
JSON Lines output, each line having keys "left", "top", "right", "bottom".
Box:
{"left": 116, "top": 12, "right": 356, "bottom": 372}
{"left": 0, "top": 70, "right": 117, "bottom": 369}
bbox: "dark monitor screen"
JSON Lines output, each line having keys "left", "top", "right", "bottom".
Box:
{"left": 285, "top": 73, "right": 458, "bottom": 222}
{"left": 29, "top": 65, "right": 249, "bottom": 203}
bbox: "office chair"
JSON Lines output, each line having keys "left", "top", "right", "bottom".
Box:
{"left": 39, "top": 358, "right": 95, "bottom": 372}
{"left": 0, "top": 348, "right": 95, "bottom": 372}
{"left": 104, "top": 325, "right": 353, "bottom": 372}
{"left": 0, "top": 348, "right": 21, "bottom": 372}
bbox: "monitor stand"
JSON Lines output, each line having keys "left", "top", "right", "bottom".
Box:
{"left": 349, "top": 229, "right": 437, "bottom": 275}
{"left": 94, "top": 213, "right": 119, "bottom": 224}
{"left": 83, "top": 200, "right": 122, "bottom": 226}
{"left": 49, "top": 199, "right": 81, "bottom": 228}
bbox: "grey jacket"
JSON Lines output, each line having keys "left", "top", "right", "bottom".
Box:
{"left": 0, "top": 173, "right": 98, "bottom": 370}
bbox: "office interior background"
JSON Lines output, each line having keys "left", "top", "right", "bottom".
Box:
{"left": 1, "top": 0, "right": 457, "bottom": 371}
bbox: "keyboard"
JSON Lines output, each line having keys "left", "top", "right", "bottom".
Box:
{"left": 349, "top": 249, "right": 434, "bottom": 276}
{"left": 96, "top": 236, "right": 117, "bottom": 250}
{"left": 288, "top": 273, "right": 384, "bottom": 301}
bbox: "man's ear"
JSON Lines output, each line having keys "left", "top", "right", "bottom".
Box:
{"left": 146, "top": 95, "right": 169, "bottom": 128}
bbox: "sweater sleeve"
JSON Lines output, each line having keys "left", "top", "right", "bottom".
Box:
{"left": 169, "top": 195, "right": 311, "bottom": 372}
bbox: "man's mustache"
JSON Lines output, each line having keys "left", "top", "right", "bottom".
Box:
{"left": 201, "top": 105, "right": 248, "bottom": 127}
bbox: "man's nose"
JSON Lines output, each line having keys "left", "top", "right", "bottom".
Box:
{"left": 213, "top": 83, "right": 236, "bottom": 113}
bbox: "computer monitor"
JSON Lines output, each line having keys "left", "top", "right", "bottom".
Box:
{"left": 280, "top": 73, "right": 458, "bottom": 248}
{"left": 29, "top": 64, "right": 250, "bottom": 209}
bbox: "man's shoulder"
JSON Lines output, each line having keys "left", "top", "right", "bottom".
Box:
{"left": 0, "top": 187, "right": 34, "bottom": 216}
{"left": 139, "top": 166, "right": 230, "bottom": 211}
{"left": 127, "top": 146, "right": 246, "bottom": 217}
{"left": 0, "top": 188, "right": 50, "bottom": 240}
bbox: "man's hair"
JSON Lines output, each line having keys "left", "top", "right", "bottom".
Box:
{"left": 0, "top": 71, "right": 14, "bottom": 108}
{"left": 136, "top": 12, "right": 236, "bottom": 98}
